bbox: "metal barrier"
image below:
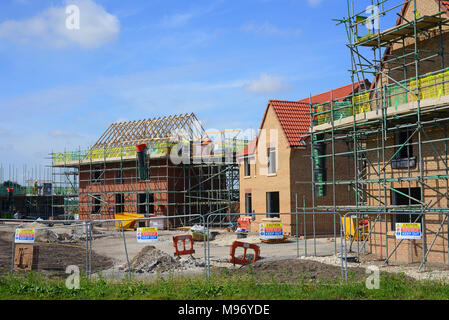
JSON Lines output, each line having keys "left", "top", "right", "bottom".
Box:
{"left": 1, "top": 220, "right": 90, "bottom": 276}
{"left": 88, "top": 214, "right": 207, "bottom": 280}
{"left": 9, "top": 211, "right": 448, "bottom": 282}
{"left": 205, "top": 212, "right": 345, "bottom": 280}
{"left": 0, "top": 214, "right": 208, "bottom": 279}
{"left": 341, "top": 211, "right": 449, "bottom": 279}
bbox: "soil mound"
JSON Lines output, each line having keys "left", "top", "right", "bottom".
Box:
{"left": 121, "top": 246, "right": 204, "bottom": 273}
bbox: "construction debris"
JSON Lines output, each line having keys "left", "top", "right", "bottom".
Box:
{"left": 18, "top": 222, "right": 106, "bottom": 243}
{"left": 120, "top": 245, "right": 204, "bottom": 273}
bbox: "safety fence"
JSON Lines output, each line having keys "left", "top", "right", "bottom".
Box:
{"left": 203, "top": 212, "right": 346, "bottom": 284}
{"left": 0, "top": 220, "right": 90, "bottom": 276}
{"left": 0, "top": 215, "right": 208, "bottom": 280}
{"left": 341, "top": 211, "right": 449, "bottom": 279}
{"left": 2, "top": 211, "right": 447, "bottom": 282}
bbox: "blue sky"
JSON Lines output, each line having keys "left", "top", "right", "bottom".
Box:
{"left": 0, "top": 0, "right": 402, "bottom": 168}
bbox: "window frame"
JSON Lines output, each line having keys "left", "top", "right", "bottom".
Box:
{"left": 91, "top": 165, "right": 103, "bottom": 183}
{"left": 245, "top": 193, "right": 252, "bottom": 215}
{"left": 390, "top": 187, "right": 422, "bottom": 230}
{"left": 392, "top": 129, "right": 416, "bottom": 169}
{"left": 92, "top": 194, "right": 102, "bottom": 214}
{"left": 266, "top": 191, "right": 280, "bottom": 218}
{"left": 244, "top": 157, "right": 251, "bottom": 177}
{"left": 267, "top": 147, "right": 277, "bottom": 175}
{"left": 138, "top": 192, "right": 155, "bottom": 215}
{"left": 115, "top": 193, "right": 124, "bottom": 214}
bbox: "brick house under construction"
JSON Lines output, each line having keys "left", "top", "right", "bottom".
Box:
{"left": 310, "top": 0, "right": 449, "bottom": 267}
{"left": 51, "top": 113, "right": 244, "bottom": 227}
{"left": 236, "top": 82, "right": 369, "bottom": 236}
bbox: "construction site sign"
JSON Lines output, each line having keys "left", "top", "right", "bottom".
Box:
{"left": 259, "top": 223, "right": 283, "bottom": 240}
{"left": 395, "top": 223, "right": 421, "bottom": 240}
{"left": 14, "top": 229, "right": 35, "bottom": 244}
{"left": 137, "top": 227, "right": 158, "bottom": 243}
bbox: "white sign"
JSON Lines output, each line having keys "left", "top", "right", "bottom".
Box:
{"left": 136, "top": 227, "right": 158, "bottom": 243}
{"left": 259, "top": 223, "right": 283, "bottom": 240}
{"left": 15, "top": 228, "right": 35, "bottom": 243}
{"left": 395, "top": 223, "right": 421, "bottom": 240}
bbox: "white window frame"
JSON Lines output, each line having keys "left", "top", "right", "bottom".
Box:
{"left": 267, "top": 147, "right": 276, "bottom": 174}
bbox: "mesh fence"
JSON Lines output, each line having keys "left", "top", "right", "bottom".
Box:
{"left": 341, "top": 211, "right": 449, "bottom": 278}
{"left": 8, "top": 212, "right": 447, "bottom": 282}
{"left": 205, "top": 212, "right": 346, "bottom": 282}
{"left": 88, "top": 215, "right": 208, "bottom": 280}
{"left": 0, "top": 220, "right": 90, "bottom": 276}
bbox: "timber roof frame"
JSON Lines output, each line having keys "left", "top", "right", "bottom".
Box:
{"left": 91, "top": 113, "right": 206, "bottom": 149}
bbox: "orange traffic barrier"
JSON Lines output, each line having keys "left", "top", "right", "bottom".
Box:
{"left": 237, "top": 217, "right": 251, "bottom": 230}
{"left": 229, "top": 241, "right": 260, "bottom": 265}
{"left": 173, "top": 234, "right": 195, "bottom": 256}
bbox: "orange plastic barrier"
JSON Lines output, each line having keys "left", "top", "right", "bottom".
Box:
{"left": 359, "top": 219, "right": 369, "bottom": 227}
{"left": 229, "top": 241, "right": 260, "bottom": 265}
{"left": 237, "top": 217, "right": 251, "bottom": 230}
{"left": 173, "top": 234, "right": 195, "bottom": 256}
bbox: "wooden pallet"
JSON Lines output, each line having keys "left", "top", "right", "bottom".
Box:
{"left": 260, "top": 235, "right": 289, "bottom": 244}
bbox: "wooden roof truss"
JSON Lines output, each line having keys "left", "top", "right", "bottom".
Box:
{"left": 91, "top": 113, "right": 206, "bottom": 149}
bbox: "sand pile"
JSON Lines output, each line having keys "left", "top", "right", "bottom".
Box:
{"left": 211, "top": 233, "right": 261, "bottom": 246}
{"left": 120, "top": 245, "right": 204, "bottom": 273}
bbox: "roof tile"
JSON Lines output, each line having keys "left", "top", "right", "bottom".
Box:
{"left": 442, "top": 1, "right": 449, "bottom": 11}
{"left": 238, "top": 81, "right": 370, "bottom": 155}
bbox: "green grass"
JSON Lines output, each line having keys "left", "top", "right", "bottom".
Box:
{"left": 1, "top": 271, "right": 449, "bottom": 300}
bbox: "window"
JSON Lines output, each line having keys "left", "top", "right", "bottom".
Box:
{"left": 266, "top": 192, "right": 280, "bottom": 218}
{"left": 392, "top": 129, "right": 416, "bottom": 169}
{"left": 138, "top": 193, "right": 154, "bottom": 215}
{"left": 390, "top": 187, "right": 422, "bottom": 230}
{"left": 115, "top": 193, "right": 124, "bottom": 214}
{"left": 244, "top": 158, "right": 251, "bottom": 177}
{"left": 91, "top": 165, "right": 102, "bottom": 183}
{"left": 115, "top": 168, "right": 123, "bottom": 184}
{"left": 1, "top": 199, "right": 7, "bottom": 211}
{"left": 92, "top": 195, "right": 101, "bottom": 214}
{"left": 245, "top": 193, "right": 252, "bottom": 215}
{"left": 268, "top": 147, "right": 276, "bottom": 174}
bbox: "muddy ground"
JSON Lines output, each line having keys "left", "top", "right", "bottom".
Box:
{"left": 0, "top": 239, "right": 12, "bottom": 274}
{"left": 0, "top": 233, "right": 113, "bottom": 277}
{"left": 0, "top": 223, "right": 440, "bottom": 282}
{"left": 213, "top": 259, "right": 367, "bottom": 283}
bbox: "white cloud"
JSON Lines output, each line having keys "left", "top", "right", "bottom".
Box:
{"left": 307, "top": 0, "right": 323, "bottom": 7}
{"left": 244, "top": 74, "right": 291, "bottom": 94}
{"left": 158, "top": 1, "right": 223, "bottom": 29}
{"left": 50, "top": 130, "right": 82, "bottom": 139}
{"left": 0, "top": 0, "right": 120, "bottom": 48}
{"left": 242, "top": 21, "right": 301, "bottom": 36}
{"left": 159, "top": 13, "right": 194, "bottom": 28}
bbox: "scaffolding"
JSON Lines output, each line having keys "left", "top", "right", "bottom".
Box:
{"left": 50, "top": 113, "right": 247, "bottom": 227}
{"left": 0, "top": 164, "right": 65, "bottom": 218}
{"left": 309, "top": 0, "right": 449, "bottom": 267}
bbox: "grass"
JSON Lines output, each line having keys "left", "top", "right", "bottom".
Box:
{"left": 1, "top": 271, "right": 449, "bottom": 300}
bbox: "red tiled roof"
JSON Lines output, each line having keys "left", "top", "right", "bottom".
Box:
{"left": 269, "top": 100, "right": 310, "bottom": 147}
{"left": 442, "top": 1, "right": 449, "bottom": 11}
{"left": 236, "top": 138, "right": 257, "bottom": 157}
{"left": 298, "top": 80, "right": 370, "bottom": 104}
{"left": 239, "top": 81, "right": 370, "bottom": 154}
{"left": 273, "top": 81, "right": 369, "bottom": 147}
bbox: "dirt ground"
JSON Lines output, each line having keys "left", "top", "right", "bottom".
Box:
{"left": 2, "top": 222, "right": 449, "bottom": 281}
{"left": 0, "top": 230, "right": 113, "bottom": 277}
{"left": 213, "top": 259, "right": 367, "bottom": 283}
{"left": 0, "top": 238, "right": 12, "bottom": 273}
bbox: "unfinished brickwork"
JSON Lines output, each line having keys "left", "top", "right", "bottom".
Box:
{"left": 309, "top": 0, "right": 449, "bottom": 266}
